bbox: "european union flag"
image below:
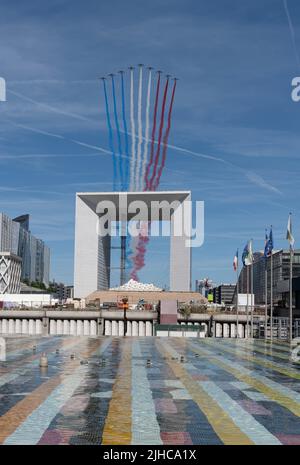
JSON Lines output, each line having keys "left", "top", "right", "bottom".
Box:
{"left": 268, "top": 227, "right": 273, "bottom": 253}
{"left": 264, "top": 230, "right": 269, "bottom": 259}
{"left": 264, "top": 227, "right": 273, "bottom": 257}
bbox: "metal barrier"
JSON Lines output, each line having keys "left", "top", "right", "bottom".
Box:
{"left": 154, "top": 323, "right": 205, "bottom": 338}
{"left": 260, "top": 317, "right": 300, "bottom": 340}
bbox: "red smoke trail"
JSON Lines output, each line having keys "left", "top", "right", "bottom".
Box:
{"left": 130, "top": 224, "right": 149, "bottom": 280}
{"left": 148, "top": 77, "right": 169, "bottom": 191}
{"left": 144, "top": 73, "right": 161, "bottom": 191}
{"left": 130, "top": 79, "right": 176, "bottom": 281}
{"left": 152, "top": 79, "right": 177, "bottom": 190}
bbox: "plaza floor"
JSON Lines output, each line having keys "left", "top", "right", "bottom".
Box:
{"left": 0, "top": 335, "right": 300, "bottom": 445}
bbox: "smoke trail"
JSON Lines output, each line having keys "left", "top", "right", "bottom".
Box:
{"left": 144, "top": 72, "right": 161, "bottom": 191}
{"left": 111, "top": 74, "right": 124, "bottom": 189}
{"left": 129, "top": 68, "right": 136, "bottom": 191}
{"left": 283, "top": 0, "right": 300, "bottom": 71}
{"left": 153, "top": 79, "right": 177, "bottom": 190}
{"left": 131, "top": 78, "right": 176, "bottom": 280}
{"left": 135, "top": 65, "right": 143, "bottom": 191}
{"left": 140, "top": 68, "right": 152, "bottom": 191}
{"left": 129, "top": 224, "right": 150, "bottom": 280}
{"left": 102, "top": 79, "right": 117, "bottom": 190}
{"left": 120, "top": 71, "right": 130, "bottom": 190}
{"left": 148, "top": 77, "right": 169, "bottom": 190}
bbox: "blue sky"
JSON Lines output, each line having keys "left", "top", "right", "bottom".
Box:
{"left": 0, "top": 0, "right": 300, "bottom": 287}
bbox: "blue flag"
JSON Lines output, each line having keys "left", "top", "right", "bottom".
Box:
{"left": 264, "top": 227, "right": 273, "bottom": 257}
{"left": 268, "top": 227, "right": 273, "bottom": 253}
{"left": 264, "top": 230, "right": 269, "bottom": 259}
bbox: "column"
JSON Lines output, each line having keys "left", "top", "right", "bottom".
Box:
{"left": 70, "top": 320, "right": 77, "bottom": 336}
{"left": 76, "top": 320, "right": 83, "bottom": 336}
{"left": 8, "top": 319, "right": 15, "bottom": 334}
{"left": 132, "top": 321, "right": 138, "bottom": 336}
{"left": 90, "top": 320, "right": 97, "bottom": 336}
{"left": 126, "top": 320, "right": 132, "bottom": 336}
{"left": 21, "top": 319, "right": 28, "bottom": 335}
{"left": 63, "top": 320, "right": 70, "bottom": 335}
{"left": 145, "top": 321, "right": 152, "bottom": 336}
{"left": 83, "top": 320, "right": 90, "bottom": 336}
{"left": 105, "top": 320, "right": 112, "bottom": 336}
{"left": 138, "top": 321, "right": 145, "bottom": 337}
{"left": 50, "top": 320, "right": 57, "bottom": 335}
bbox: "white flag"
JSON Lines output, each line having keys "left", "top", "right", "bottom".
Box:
{"left": 286, "top": 213, "right": 295, "bottom": 249}
{"left": 246, "top": 239, "right": 254, "bottom": 265}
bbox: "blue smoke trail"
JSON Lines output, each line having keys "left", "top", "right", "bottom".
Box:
{"left": 120, "top": 72, "right": 130, "bottom": 190}
{"left": 102, "top": 79, "right": 117, "bottom": 190}
{"left": 120, "top": 72, "right": 131, "bottom": 275}
{"left": 111, "top": 75, "right": 124, "bottom": 190}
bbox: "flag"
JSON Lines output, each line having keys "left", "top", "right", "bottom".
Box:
{"left": 264, "top": 227, "right": 274, "bottom": 257}
{"left": 248, "top": 239, "right": 254, "bottom": 264}
{"left": 268, "top": 227, "right": 273, "bottom": 253}
{"left": 242, "top": 240, "right": 253, "bottom": 266}
{"left": 286, "top": 213, "right": 295, "bottom": 250}
{"left": 264, "top": 230, "right": 269, "bottom": 259}
{"left": 233, "top": 249, "right": 238, "bottom": 271}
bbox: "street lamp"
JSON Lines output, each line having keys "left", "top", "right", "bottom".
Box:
{"left": 122, "top": 296, "right": 129, "bottom": 336}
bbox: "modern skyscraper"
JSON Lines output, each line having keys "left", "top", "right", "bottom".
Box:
{"left": 0, "top": 213, "right": 50, "bottom": 287}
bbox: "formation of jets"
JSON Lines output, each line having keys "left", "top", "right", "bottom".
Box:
{"left": 100, "top": 65, "right": 177, "bottom": 81}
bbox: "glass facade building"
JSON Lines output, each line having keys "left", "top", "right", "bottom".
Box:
{"left": 0, "top": 213, "right": 50, "bottom": 287}
{"left": 238, "top": 249, "right": 300, "bottom": 305}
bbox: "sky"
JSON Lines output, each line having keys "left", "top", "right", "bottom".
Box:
{"left": 0, "top": 0, "right": 300, "bottom": 288}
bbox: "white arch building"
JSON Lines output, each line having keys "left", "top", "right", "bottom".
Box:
{"left": 74, "top": 191, "right": 198, "bottom": 298}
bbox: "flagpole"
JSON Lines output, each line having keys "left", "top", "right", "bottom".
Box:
{"left": 236, "top": 257, "right": 239, "bottom": 339}
{"left": 246, "top": 265, "right": 249, "bottom": 338}
{"left": 270, "top": 249, "right": 273, "bottom": 342}
{"left": 265, "top": 261, "right": 268, "bottom": 339}
{"left": 289, "top": 243, "right": 293, "bottom": 345}
{"left": 251, "top": 258, "right": 254, "bottom": 338}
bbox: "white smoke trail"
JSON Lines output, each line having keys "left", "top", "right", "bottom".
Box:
{"left": 140, "top": 68, "right": 152, "bottom": 190}
{"left": 129, "top": 68, "right": 136, "bottom": 191}
{"left": 283, "top": 0, "right": 300, "bottom": 71}
{"left": 135, "top": 65, "right": 143, "bottom": 191}
{"left": 131, "top": 69, "right": 152, "bottom": 276}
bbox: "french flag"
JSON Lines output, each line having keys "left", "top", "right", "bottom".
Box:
{"left": 233, "top": 249, "right": 238, "bottom": 271}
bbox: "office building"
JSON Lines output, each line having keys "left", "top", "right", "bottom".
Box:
{"left": 212, "top": 283, "right": 236, "bottom": 305}
{"left": 49, "top": 281, "right": 74, "bottom": 302}
{"left": 0, "top": 213, "right": 50, "bottom": 287}
{"left": 238, "top": 249, "right": 300, "bottom": 306}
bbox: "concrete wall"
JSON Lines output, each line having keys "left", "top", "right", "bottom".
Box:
{"left": 0, "top": 309, "right": 265, "bottom": 339}
{"left": 86, "top": 290, "right": 206, "bottom": 305}
{"left": 74, "top": 196, "right": 110, "bottom": 298}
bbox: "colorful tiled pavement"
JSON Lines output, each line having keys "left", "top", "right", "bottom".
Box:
{"left": 1, "top": 336, "right": 300, "bottom": 445}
